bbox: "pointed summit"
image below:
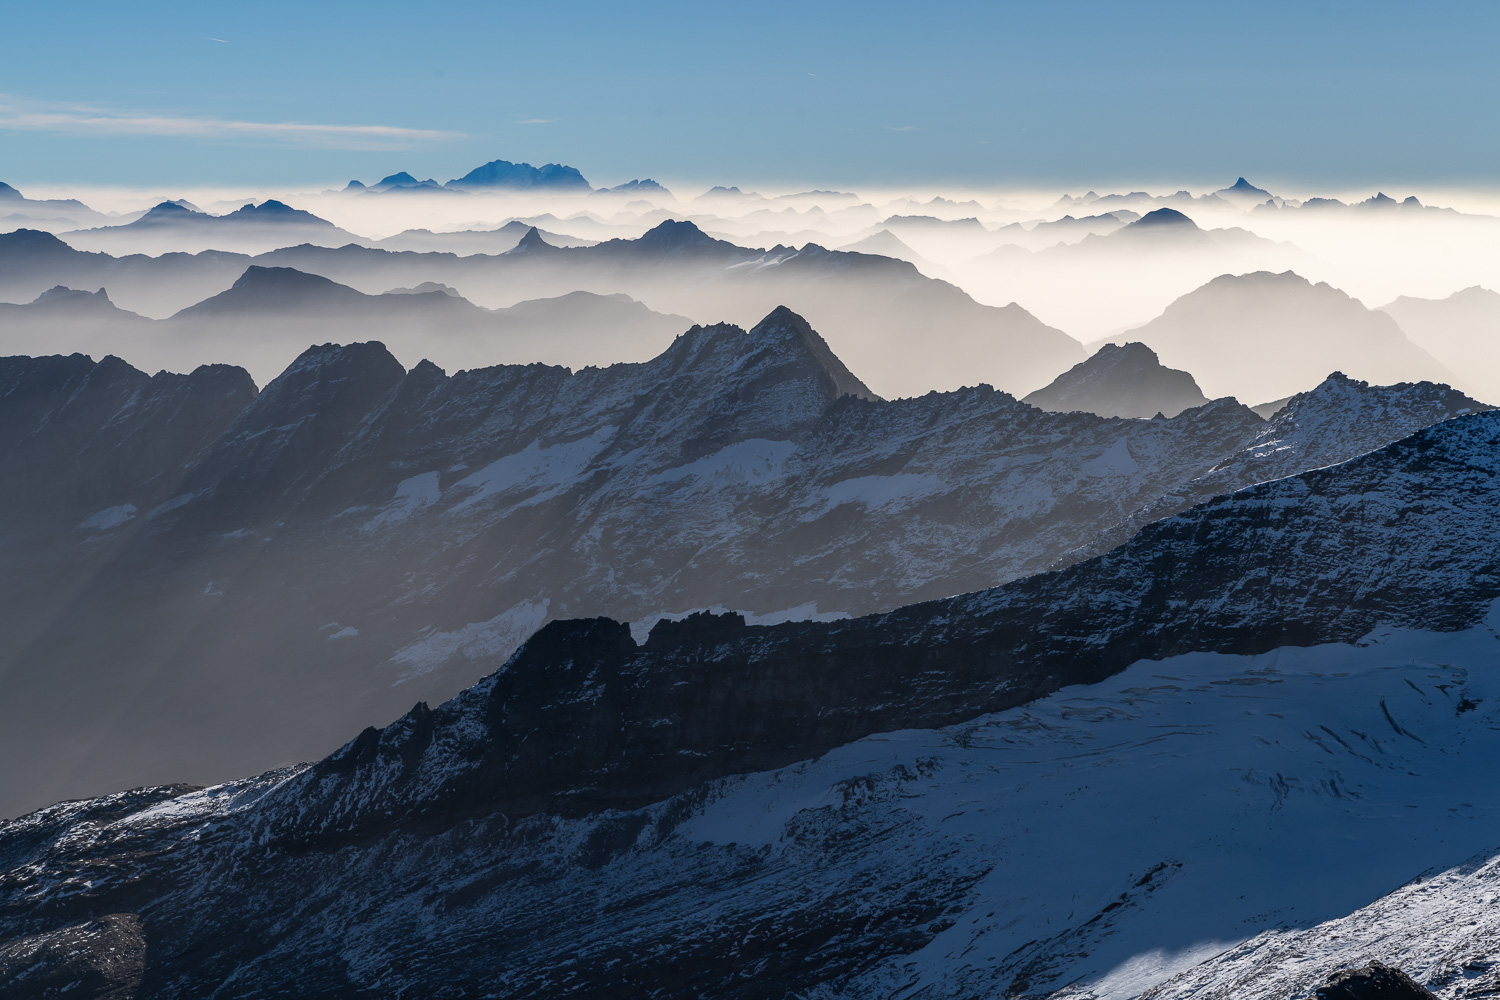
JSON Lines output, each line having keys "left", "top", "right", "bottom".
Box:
{"left": 1024, "top": 341, "right": 1209, "bottom": 418}
{"left": 750, "top": 305, "right": 878, "bottom": 402}
{"left": 507, "top": 226, "right": 554, "bottom": 253}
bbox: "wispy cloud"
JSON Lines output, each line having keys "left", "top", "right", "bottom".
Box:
{"left": 515, "top": 117, "right": 558, "bottom": 125}
{"left": 0, "top": 96, "right": 463, "bottom": 150}
{"left": 883, "top": 125, "right": 924, "bottom": 132}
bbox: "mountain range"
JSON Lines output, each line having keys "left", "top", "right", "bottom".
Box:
{"left": 0, "top": 305, "right": 1484, "bottom": 818}
{"left": 347, "top": 158, "right": 598, "bottom": 194}
{"left": 1099, "top": 269, "right": 1462, "bottom": 402}
{"left": 61, "top": 200, "right": 366, "bottom": 255}
{"left": 2, "top": 401, "right": 1497, "bottom": 996}
{"left": 0, "top": 265, "right": 691, "bottom": 382}
{"left": 1380, "top": 284, "right": 1500, "bottom": 401}
{"left": 0, "top": 222, "right": 1086, "bottom": 397}
{"left": 6, "top": 167, "right": 1500, "bottom": 998}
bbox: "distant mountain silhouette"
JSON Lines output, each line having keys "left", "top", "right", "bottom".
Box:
{"left": 1381, "top": 285, "right": 1500, "bottom": 402}
{"left": 0, "top": 181, "right": 114, "bottom": 229}
{"left": 1128, "top": 207, "right": 1196, "bottom": 229}
{"left": 374, "top": 220, "right": 594, "bottom": 254}
{"left": 445, "top": 159, "right": 591, "bottom": 191}
{"left": 1024, "top": 341, "right": 1210, "bottom": 418}
{"left": 160, "top": 266, "right": 694, "bottom": 380}
{"left": 61, "top": 200, "right": 363, "bottom": 255}
{"left": 598, "top": 179, "right": 671, "bottom": 196}
{"left": 1213, "top": 177, "right": 1275, "bottom": 206}
{"left": 0, "top": 221, "right": 1086, "bottom": 397}
{"left": 1111, "top": 270, "right": 1461, "bottom": 401}
{"left": 835, "top": 229, "right": 946, "bottom": 275}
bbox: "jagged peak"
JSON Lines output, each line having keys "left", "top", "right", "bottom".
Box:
{"left": 508, "top": 226, "right": 552, "bottom": 253}
{"left": 748, "top": 306, "right": 878, "bottom": 400}
{"left": 31, "top": 285, "right": 111, "bottom": 305}
{"left": 644, "top": 610, "right": 748, "bottom": 650}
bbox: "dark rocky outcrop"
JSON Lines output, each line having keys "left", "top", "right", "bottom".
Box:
{"left": 1316, "top": 962, "right": 1437, "bottom": 1000}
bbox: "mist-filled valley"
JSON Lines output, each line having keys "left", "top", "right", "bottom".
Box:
{"left": 5, "top": 169, "right": 1499, "bottom": 401}
{"left": 4, "top": 153, "right": 1500, "bottom": 1000}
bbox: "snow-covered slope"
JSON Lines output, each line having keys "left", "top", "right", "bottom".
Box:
{"left": 4, "top": 412, "right": 1500, "bottom": 996}
{"left": 0, "top": 311, "right": 1486, "bottom": 817}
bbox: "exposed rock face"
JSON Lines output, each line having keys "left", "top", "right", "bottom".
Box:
{"left": 1023, "top": 341, "right": 1210, "bottom": 418}
{"left": 1316, "top": 963, "right": 1437, "bottom": 1000}
{"left": 2, "top": 412, "right": 1499, "bottom": 997}
{"left": 0, "top": 913, "right": 146, "bottom": 1000}
{"left": 266, "top": 410, "right": 1500, "bottom": 837}
{"left": 0, "top": 306, "right": 1486, "bottom": 818}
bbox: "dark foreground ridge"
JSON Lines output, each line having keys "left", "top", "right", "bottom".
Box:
{"left": 1316, "top": 962, "right": 1437, "bottom": 1000}
{"left": 270, "top": 410, "right": 1500, "bottom": 841}
{"left": 2, "top": 412, "right": 1499, "bottom": 996}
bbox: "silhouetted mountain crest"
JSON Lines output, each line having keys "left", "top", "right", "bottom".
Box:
{"left": 136, "top": 201, "right": 202, "bottom": 223}
{"left": 446, "top": 159, "right": 590, "bottom": 191}
{"left": 507, "top": 226, "right": 553, "bottom": 253}
{"left": 32, "top": 285, "right": 111, "bottom": 306}
{"left": 1129, "top": 207, "right": 1198, "bottom": 229}
{"left": 179, "top": 341, "right": 407, "bottom": 515}
{"left": 1024, "top": 341, "right": 1209, "bottom": 418}
{"left": 640, "top": 219, "right": 720, "bottom": 248}
{"left": 173, "top": 266, "right": 364, "bottom": 318}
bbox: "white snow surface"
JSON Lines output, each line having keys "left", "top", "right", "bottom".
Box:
{"left": 9, "top": 611, "right": 1500, "bottom": 996}
{"left": 389, "top": 600, "right": 551, "bottom": 683}
{"left": 664, "top": 608, "right": 1500, "bottom": 998}
{"left": 77, "top": 503, "right": 137, "bottom": 531}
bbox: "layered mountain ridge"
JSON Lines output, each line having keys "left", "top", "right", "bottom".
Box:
{"left": 3, "top": 410, "right": 1499, "bottom": 997}
{"left": 0, "top": 221, "right": 1084, "bottom": 397}
{"left": 0, "top": 305, "right": 1485, "bottom": 817}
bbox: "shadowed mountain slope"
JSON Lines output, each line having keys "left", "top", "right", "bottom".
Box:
{"left": 1023, "top": 341, "right": 1210, "bottom": 418}
{"left": 0, "top": 306, "right": 1483, "bottom": 817}
{"left": 3, "top": 410, "right": 1500, "bottom": 996}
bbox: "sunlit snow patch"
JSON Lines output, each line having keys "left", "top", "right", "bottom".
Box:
{"left": 77, "top": 504, "right": 137, "bottom": 531}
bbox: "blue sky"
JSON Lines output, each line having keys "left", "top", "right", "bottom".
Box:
{"left": 2, "top": 0, "right": 1495, "bottom": 190}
